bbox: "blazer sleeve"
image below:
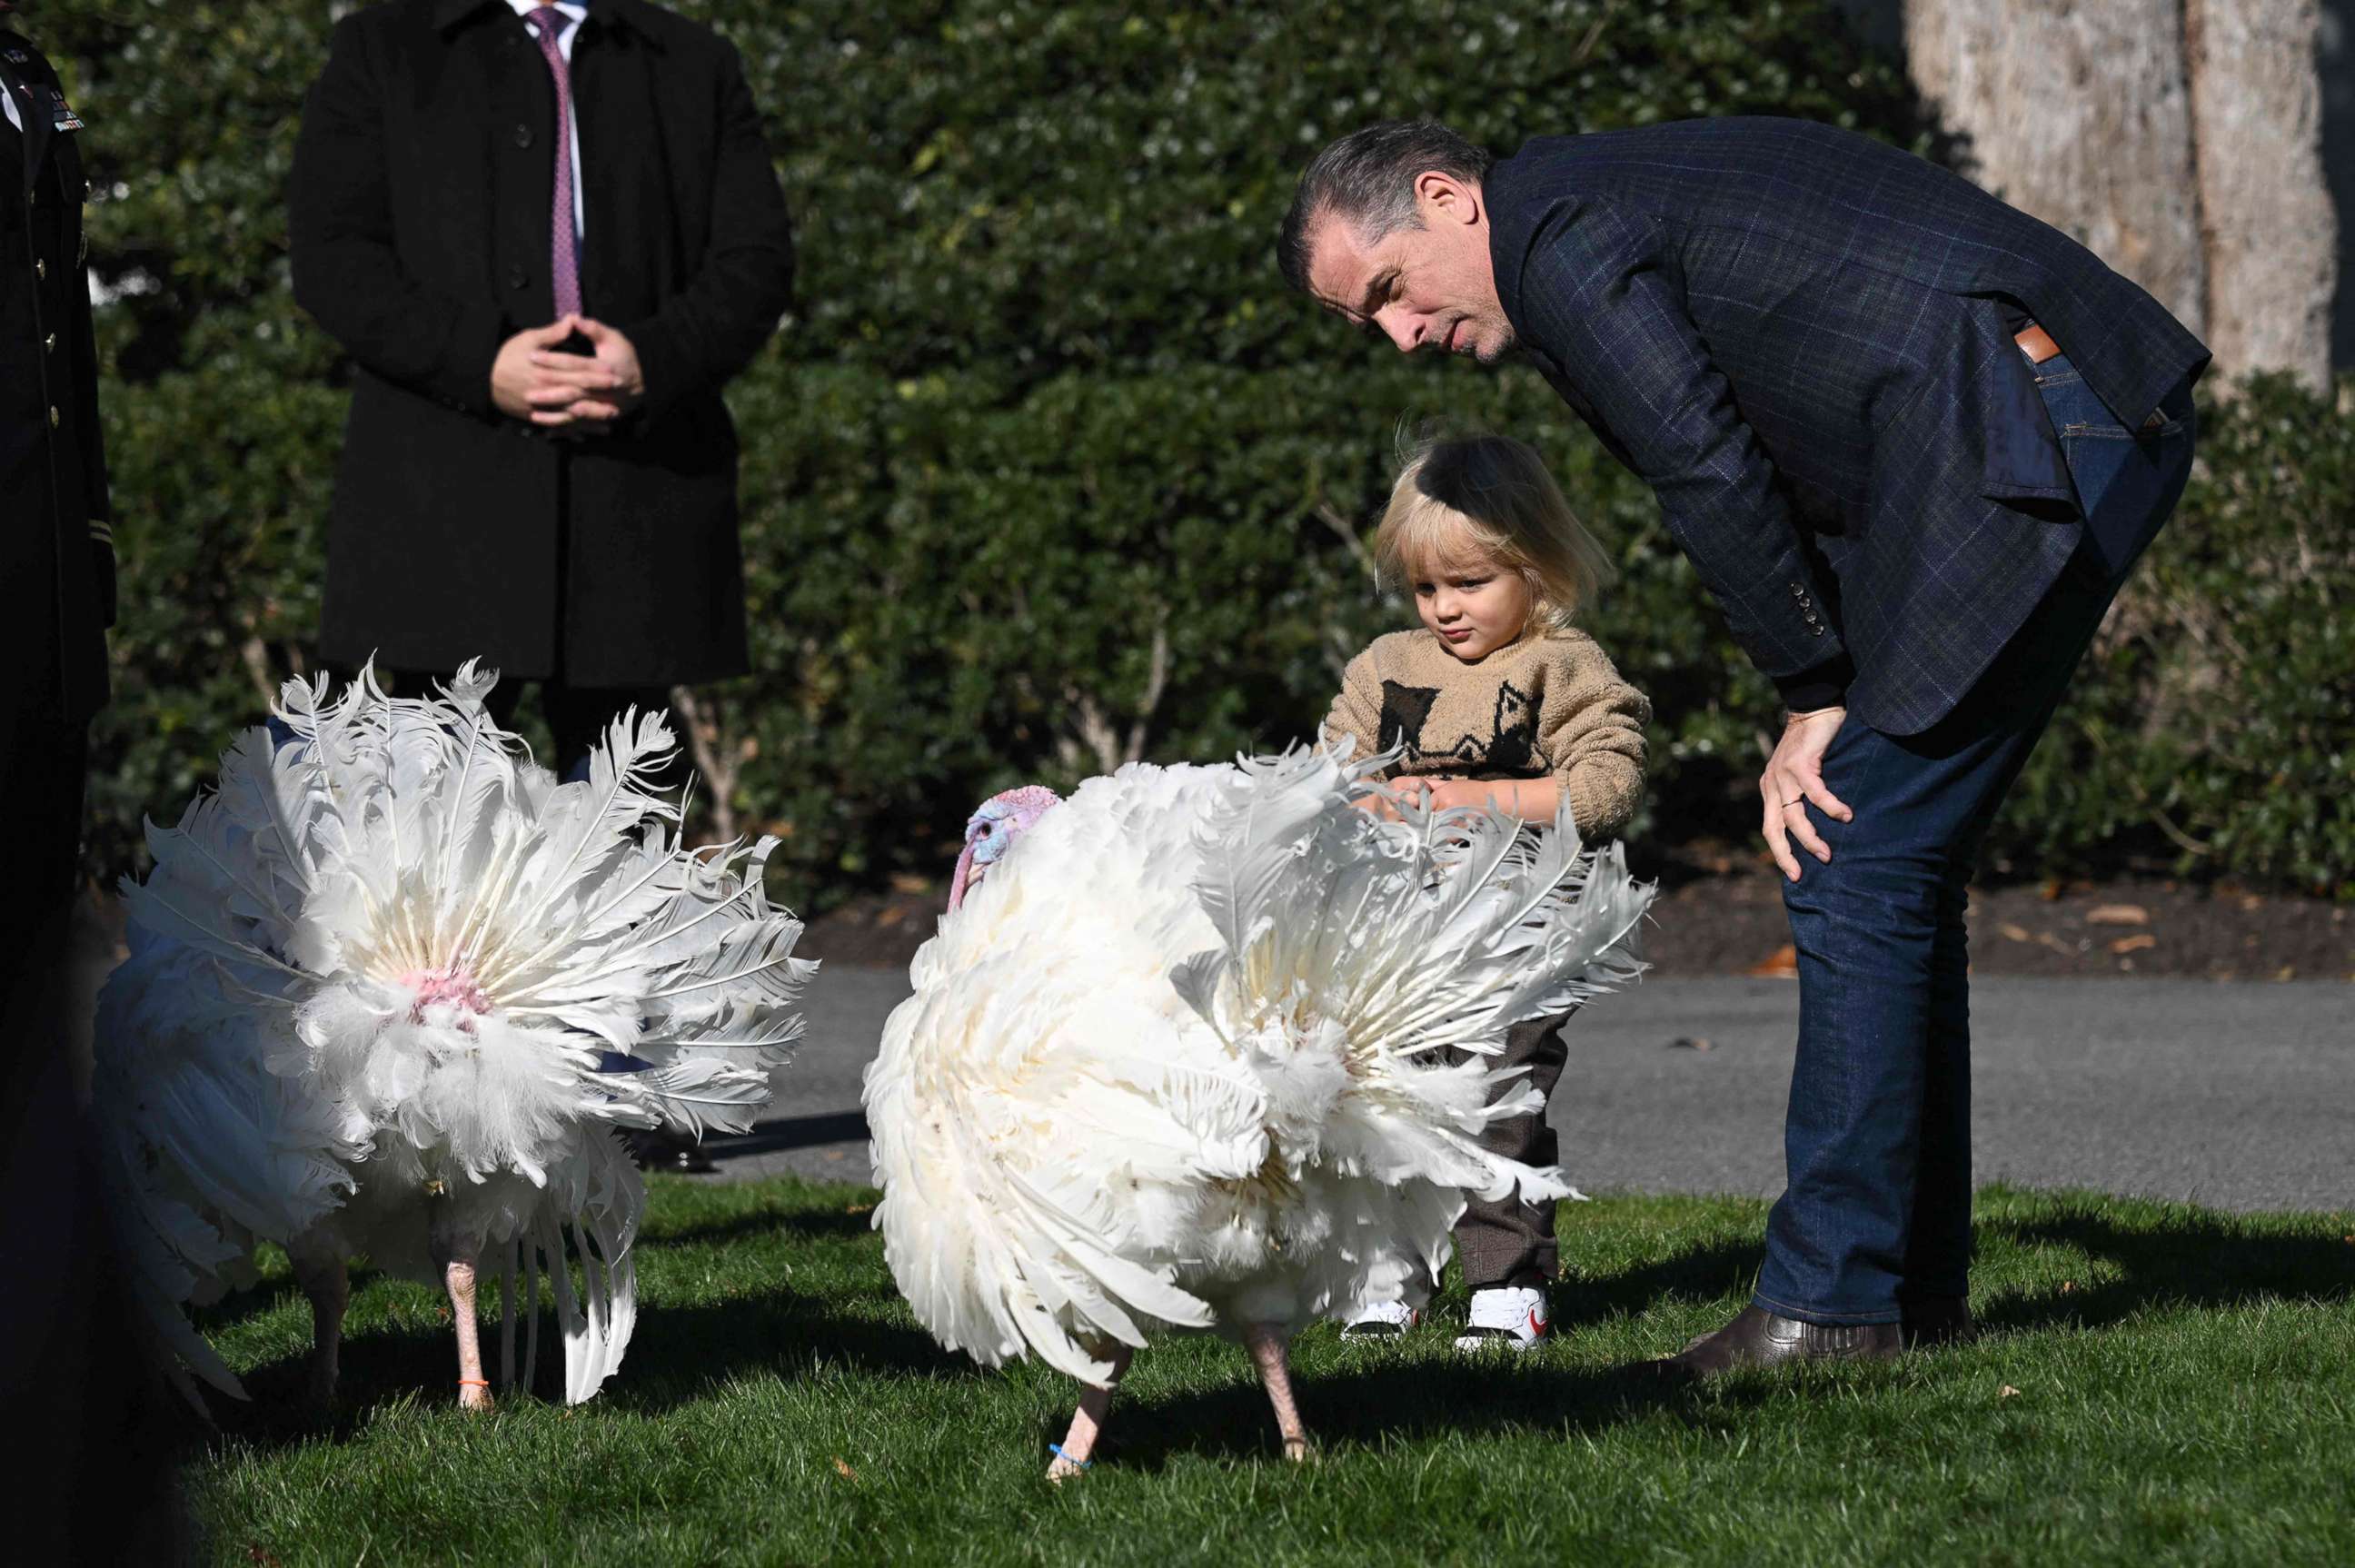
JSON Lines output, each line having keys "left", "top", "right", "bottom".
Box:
{"left": 620, "top": 42, "right": 795, "bottom": 428}
{"left": 1323, "top": 650, "right": 1387, "bottom": 773}
{"left": 288, "top": 16, "right": 509, "bottom": 417}
{"left": 1515, "top": 196, "right": 1853, "bottom": 710}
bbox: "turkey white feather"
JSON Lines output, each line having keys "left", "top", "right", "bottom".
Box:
{"left": 863, "top": 739, "right": 1651, "bottom": 1472}
{"left": 94, "top": 662, "right": 813, "bottom": 1410}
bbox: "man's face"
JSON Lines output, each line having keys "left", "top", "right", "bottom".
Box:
{"left": 1305, "top": 173, "right": 1512, "bottom": 363}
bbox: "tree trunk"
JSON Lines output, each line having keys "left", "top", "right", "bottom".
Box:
{"left": 1903, "top": 0, "right": 2209, "bottom": 338}
{"left": 2186, "top": 0, "right": 2338, "bottom": 390}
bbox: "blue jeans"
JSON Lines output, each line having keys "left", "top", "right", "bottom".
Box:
{"left": 1754, "top": 353, "right": 2197, "bottom": 1325}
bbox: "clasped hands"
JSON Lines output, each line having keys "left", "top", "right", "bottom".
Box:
{"left": 490, "top": 314, "right": 645, "bottom": 432}
{"left": 1351, "top": 776, "right": 1549, "bottom": 823}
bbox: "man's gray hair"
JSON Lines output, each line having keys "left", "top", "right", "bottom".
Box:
{"left": 1277, "top": 120, "right": 1494, "bottom": 294}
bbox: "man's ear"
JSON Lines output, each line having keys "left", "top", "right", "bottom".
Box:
{"left": 1414, "top": 170, "right": 1482, "bottom": 227}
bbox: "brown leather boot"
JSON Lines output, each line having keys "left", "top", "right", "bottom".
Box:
{"left": 1900, "top": 1295, "right": 1975, "bottom": 1349}
{"left": 1654, "top": 1305, "right": 1901, "bottom": 1378}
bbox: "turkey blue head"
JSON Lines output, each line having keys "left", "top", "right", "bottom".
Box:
{"left": 947, "top": 785, "right": 1063, "bottom": 911}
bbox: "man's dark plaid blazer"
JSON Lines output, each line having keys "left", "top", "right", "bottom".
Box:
{"left": 1485, "top": 116, "right": 2209, "bottom": 735}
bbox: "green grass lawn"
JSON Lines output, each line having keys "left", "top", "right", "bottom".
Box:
{"left": 187, "top": 1179, "right": 2355, "bottom": 1567}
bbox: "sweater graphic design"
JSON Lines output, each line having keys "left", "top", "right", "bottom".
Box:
{"left": 1378, "top": 678, "right": 1550, "bottom": 776}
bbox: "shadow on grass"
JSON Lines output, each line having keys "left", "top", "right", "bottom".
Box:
{"left": 191, "top": 1264, "right": 389, "bottom": 1336}
{"left": 211, "top": 1281, "right": 971, "bottom": 1453}
{"left": 1568, "top": 1239, "right": 1764, "bottom": 1322}
{"left": 1098, "top": 1355, "right": 1733, "bottom": 1473}
{"left": 1977, "top": 1208, "right": 2355, "bottom": 1334}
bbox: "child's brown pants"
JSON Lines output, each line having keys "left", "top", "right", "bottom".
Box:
{"left": 1453, "top": 1009, "right": 1574, "bottom": 1289}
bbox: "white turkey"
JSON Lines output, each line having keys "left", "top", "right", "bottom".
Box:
{"left": 94, "top": 662, "right": 812, "bottom": 1411}
{"left": 862, "top": 741, "right": 1651, "bottom": 1476}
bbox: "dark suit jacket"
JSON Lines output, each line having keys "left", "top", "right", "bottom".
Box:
{"left": 1, "top": 30, "right": 112, "bottom": 756}
{"left": 290, "top": 0, "right": 793, "bottom": 686}
{"left": 1486, "top": 117, "right": 2210, "bottom": 735}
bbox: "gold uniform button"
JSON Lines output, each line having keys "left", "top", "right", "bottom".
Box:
{"left": 35, "top": 258, "right": 46, "bottom": 280}
{"left": 49, "top": 406, "right": 62, "bottom": 429}
{"left": 45, "top": 332, "right": 56, "bottom": 352}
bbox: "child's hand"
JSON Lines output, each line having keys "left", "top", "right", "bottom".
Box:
{"left": 1349, "top": 778, "right": 1448, "bottom": 820}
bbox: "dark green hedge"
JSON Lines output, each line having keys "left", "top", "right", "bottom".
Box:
{"left": 44, "top": 1, "right": 2353, "bottom": 907}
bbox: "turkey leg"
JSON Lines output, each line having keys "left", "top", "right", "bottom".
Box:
{"left": 429, "top": 1202, "right": 493, "bottom": 1412}
{"left": 286, "top": 1227, "right": 348, "bottom": 1405}
{"left": 1243, "top": 1323, "right": 1310, "bottom": 1462}
{"left": 1047, "top": 1343, "right": 1135, "bottom": 1481}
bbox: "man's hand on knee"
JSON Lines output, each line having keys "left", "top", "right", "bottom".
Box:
{"left": 1761, "top": 707, "right": 1853, "bottom": 880}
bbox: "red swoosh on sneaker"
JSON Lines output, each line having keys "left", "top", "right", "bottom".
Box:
{"left": 1528, "top": 1307, "right": 1550, "bottom": 1338}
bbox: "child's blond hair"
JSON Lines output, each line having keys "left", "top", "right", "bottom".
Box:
{"left": 1372, "top": 433, "right": 1616, "bottom": 634}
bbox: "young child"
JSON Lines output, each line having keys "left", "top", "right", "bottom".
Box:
{"left": 1323, "top": 433, "right": 1650, "bottom": 1352}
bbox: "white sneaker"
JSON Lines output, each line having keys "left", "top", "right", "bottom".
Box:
{"left": 1453, "top": 1285, "right": 1552, "bottom": 1352}
{"left": 1338, "top": 1298, "right": 1420, "bottom": 1341}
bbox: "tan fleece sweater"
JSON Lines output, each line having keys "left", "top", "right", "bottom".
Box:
{"left": 1323, "top": 628, "right": 1651, "bottom": 839}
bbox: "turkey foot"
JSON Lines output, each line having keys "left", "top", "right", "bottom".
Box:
{"left": 1047, "top": 1343, "right": 1135, "bottom": 1481}
{"left": 1243, "top": 1323, "right": 1311, "bottom": 1462}
{"left": 430, "top": 1206, "right": 493, "bottom": 1412}
{"left": 287, "top": 1229, "right": 348, "bottom": 1406}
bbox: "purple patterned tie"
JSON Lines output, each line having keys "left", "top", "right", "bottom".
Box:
{"left": 525, "top": 6, "right": 582, "bottom": 319}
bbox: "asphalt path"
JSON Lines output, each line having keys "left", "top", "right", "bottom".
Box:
{"left": 709, "top": 968, "right": 2351, "bottom": 1214}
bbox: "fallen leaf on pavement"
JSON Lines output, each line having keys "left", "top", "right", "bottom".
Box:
{"left": 2086, "top": 903, "right": 2149, "bottom": 926}
{"left": 1999, "top": 922, "right": 2032, "bottom": 942}
{"left": 1669, "top": 1037, "right": 1714, "bottom": 1052}
{"left": 1747, "top": 944, "right": 1798, "bottom": 978}
{"left": 2109, "top": 934, "right": 2157, "bottom": 954}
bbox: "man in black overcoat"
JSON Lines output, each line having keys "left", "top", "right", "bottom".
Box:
{"left": 1283, "top": 118, "right": 2207, "bottom": 1374}
{"left": 290, "top": 0, "right": 792, "bottom": 775}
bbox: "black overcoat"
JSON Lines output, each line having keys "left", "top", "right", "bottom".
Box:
{"left": 1, "top": 29, "right": 112, "bottom": 759}
{"left": 1486, "top": 119, "right": 2210, "bottom": 735}
{"left": 290, "top": 0, "right": 793, "bottom": 686}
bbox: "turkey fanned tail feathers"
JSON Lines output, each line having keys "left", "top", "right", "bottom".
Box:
{"left": 866, "top": 739, "right": 1653, "bottom": 1385}
{"left": 94, "top": 660, "right": 812, "bottom": 1404}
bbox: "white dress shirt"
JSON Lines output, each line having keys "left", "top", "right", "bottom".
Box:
{"left": 3, "top": 74, "right": 25, "bottom": 135}
{"left": 506, "top": 0, "right": 589, "bottom": 243}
